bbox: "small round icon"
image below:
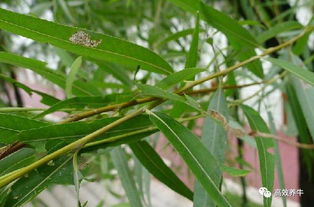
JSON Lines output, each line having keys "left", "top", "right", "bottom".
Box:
{"left": 258, "top": 187, "right": 272, "bottom": 198}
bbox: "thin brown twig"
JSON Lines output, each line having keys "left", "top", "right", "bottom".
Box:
{"left": 61, "top": 81, "right": 266, "bottom": 123}
{"left": 249, "top": 131, "right": 314, "bottom": 149}
{"left": 0, "top": 27, "right": 310, "bottom": 187}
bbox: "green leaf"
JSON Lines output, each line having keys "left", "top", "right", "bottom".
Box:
{"left": 0, "top": 148, "right": 36, "bottom": 176}
{"left": 241, "top": 105, "right": 274, "bottom": 207}
{"left": 7, "top": 115, "right": 153, "bottom": 145}
{"left": 221, "top": 165, "right": 250, "bottom": 177}
{"left": 285, "top": 78, "right": 314, "bottom": 174}
{"left": 36, "top": 94, "right": 133, "bottom": 118}
{"left": 57, "top": 0, "right": 76, "bottom": 24}
{"left": 66, "top": 56, "right": 82, "bottom": 98}
{"left": 156, "top": 28, "right": 195, "bottom": 48}
{"left": 292, "top": 30, "right": 311, "bottom": 55}
{"left": 291, "top": 78, "right": 314, "bottom": 142}
{"left": 0, "top": 52, "right": 101, "bottom": 96}
{"left": 166, "top": 0, "right": 264, "bottom": 78}
{"left": 268, "top": 57, "right": 314, "bottom": 86}
{"left": 267, "top": 112, "right": 287, "bottom": 207}
{"left": 111, "top": 147, "right": 144, "bottom": 207}
{"left": 156, "top": 68, "right": 204, "bottom": 89}
{"left": 185, "top": 12, "right": 200, "bottom": 68}
{"left": 0, "top": 8, "right": 173, "bottom": 75}
{"left": 98, "top": 63, "right": 133, "bottom": 87}
{"left": 194, "top": 89, "right": 229, "bottom": 207}
{"left": 257, "top": 21, "right": 302, "bottom": 43}
{"left": 4, "top": 156, "right": 73, "bottom": 207}
{"left": 138, "top": 84, "right": 185, "bottom": 102}
{"left": 0, "top": 113, "right": 50, "bottom": 141}
{"left": 129, "top": 140, "right": 193, "bottom": 200}
{"left": 0, "top": 74, "right": 59, "bottom": 106}
{"left": 148, "top": 112, "right": 231, "bottom": 207}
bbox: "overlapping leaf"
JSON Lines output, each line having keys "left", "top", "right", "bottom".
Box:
{"left": 0, "top": 8, "right": 173, "bottom": 75}
{"left": 242, "top": 105, "right": 274, "bottom": 207}
{"left": 129, "top": 140, "right": 193, "bottom": 200}
{"left": 149, "top": 112, "right": 231, "bottom": 207}
{"left": 111, "top": 147, "right": 144, "bottom": 207}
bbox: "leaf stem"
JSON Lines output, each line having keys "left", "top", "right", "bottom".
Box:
{"left": 0, "top": 27, "right": 311, "bottom": 188}
{"left": 62, "top": 27, "right": 312, "bottom": 123}
{"left": 0, "top": 107, "right": 145, "bottom": 187}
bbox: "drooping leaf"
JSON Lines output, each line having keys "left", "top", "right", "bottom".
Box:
{"left": 285, "top": 78, "right": 314, "bottom": 176}
{"left": 0, "top": 74, "right": 60, "bottom": 106}
{"left": 129, "top": 140, "right": 193, "bottom": 200}
{"left": 185, "top": 12, "right": 200, "bottom": 68}
{"left": 156, "top": 28, "right": 195, "bottom": 48}
{"left": 221, "top": 165, "right": 250, "bottom": 177}
{"left": 0, "top": 52, "right": 101, "bottom": 96}
{"left": 36, "top": 93, "right": 133, "bottom": 118}
{"left": 0, "top": 113, "right": 50, "bottom": 141}
{"left": 98, "top": 63, "right": 133, "bottom": 87}
{"left": 65, "top": 56, "right": 82, "bottom": 98}
{"left": 267, "top": 112, "right": 287, "bottom": 207}
{"left": 156, "top": 68, "right": 204, "bottom": 89}
{"left": 0, "top": 8, "right": 173, "bottom": 75}
{"left": 111, "top": 147, "right": 144, "bottom": 207}
{"left": 291, "top": 77, "right": 314, "bottom": 142}
{"left": 268, "top": 57, "right": 314, "bottom": 86}
{"left": 257, "top": 21, "right": 302, "bottom": 43}
{"left": 138, "top": 84, "right": 185, "bottom": 102}
{"left": 0, "top": 148, "right": 36, "bottom": 176}
{"left": 148, "top": 111, "right": 231, "bottom": 207}
{"left": 194, "top": 89, "right": 229, "bottom": 207}
{"left": 166, "top": 0, "right": 263, "bottom": 77}
{"left": 241, "top": 105, "right": 274, "bottom": 207}
{"left": 7, "top": 115, "right": 153, "bottom": 146}
{"left": 292, "top": 29, "right": 311, "bottom": 55}
{"left": 4, "top": 155, "right": 73, "bottom": 207}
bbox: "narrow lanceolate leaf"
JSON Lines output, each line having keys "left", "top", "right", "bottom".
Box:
{"left": 185, "top": 12, "right": 200, "bottom": 69}
{"left": 267, "top": 112, "right": 287, "bottom": 207}
{"left": 268, "top": 58, "right": 314, "bottom": 86}
{"left": 66, "top": 56, "right": 82, "bottom": 98}
{"left": 138, "top": 84, "right": 185, "bottom": 102}
{"left": 148, "top": 112, "right": 231, "bottom": 207}
{"left": 0, "top": 113, "right": 50, "bottom": 141}
{"left": 36, "top": 93, "right": 133, "bottom": 118}
{"left": 0, "top": 74, "right": 59, "bottom": 106}
{"left": 156, "top": 68, "right": 204, "bottom": 89}
{"left": 166, "top": 0, "right": 263, "bottom": 78}
{"left": 111, "top": 147, "right": 144, "bottom": 207}
{"left": 129, "top": 140, "right": 193, "bottom": 200}
{"left": 4, "top": 156, "right": 73, "bottom": 207}
{"left": 194, "top": 89, "right": 229, "bottom": 207}
{"left": 0, "top": 8, "right": 173, "bottom": 75}
{"left": 257, "top": 21, "right": 302, "bottom": 43}
{"left": 156, "top": 28, "right": 195, "bottom": 48}
{"left": 221, "top": 166, "right": 250, "bottom": 177}
{"left": 7, "top": 115, "right": 153, "bottom": 145}
{"left": 291, "top": 77, "right": 314, "bottom": 142}
{"left": 0, "top": 52, "right": 101, "bottom": 96}
{"left": 0, "top": 148, "right": 36, "bottom": 176}
{"left": 98, "top": 63, "right": 133, "bottom": 87}
{"left": 241, "top": 105, "right": 275, "bottom": 207}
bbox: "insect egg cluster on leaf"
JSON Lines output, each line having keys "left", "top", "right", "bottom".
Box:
{"left": 69, "top": 31, "right": 102, "bottom": 48}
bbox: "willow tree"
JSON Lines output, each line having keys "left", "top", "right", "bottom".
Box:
{"left": 0, "top": 0, "right": 314, "bottom": 207}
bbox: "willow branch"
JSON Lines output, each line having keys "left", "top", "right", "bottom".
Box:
{"left": 0, "top": 27, "right": 310, "bottom": 188}
{"left": 249, "top": 131, "right": 314, "bottom": 149}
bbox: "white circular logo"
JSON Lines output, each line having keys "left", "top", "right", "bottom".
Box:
{"left": 259, "top": 187, "right": 272, "bottom": 197}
